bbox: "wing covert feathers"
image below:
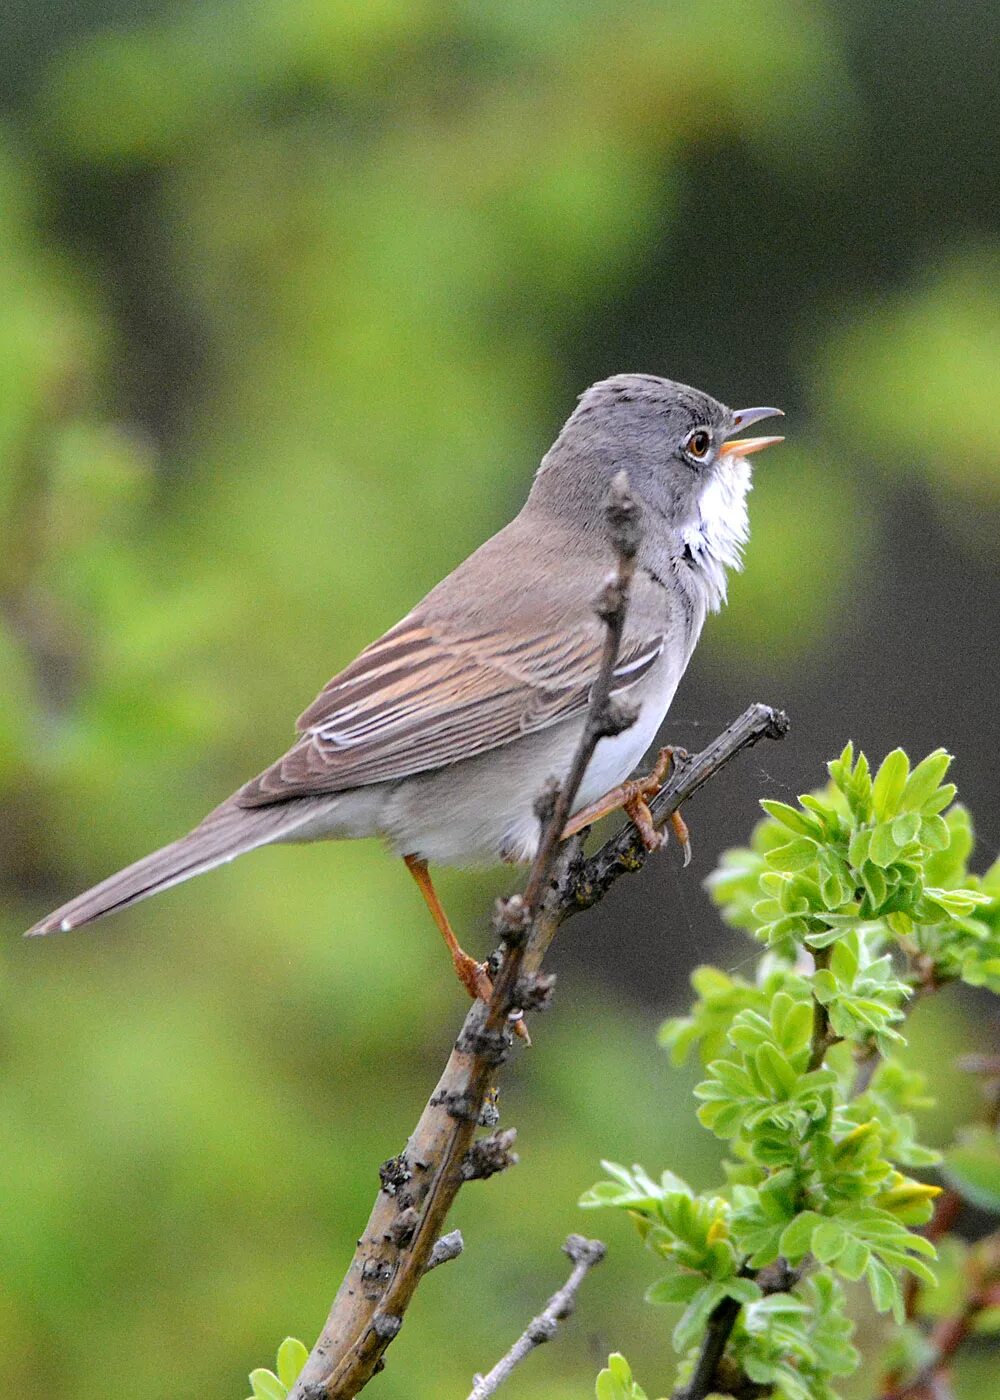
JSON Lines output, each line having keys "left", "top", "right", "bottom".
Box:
{"left": 237, "top": 616, "right": 663, "bottom": 805}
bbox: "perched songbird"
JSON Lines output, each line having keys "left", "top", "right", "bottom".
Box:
{"left": 27, "top": 374, "right": 782, "bottom": 997}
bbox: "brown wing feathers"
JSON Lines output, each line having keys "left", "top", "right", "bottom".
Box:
{"left": 237, "top": 616, "right": 662, "bottom": 806}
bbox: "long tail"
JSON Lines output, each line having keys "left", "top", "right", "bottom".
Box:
{"left": 25, "top": 798, "right": 317, "bottom": 937}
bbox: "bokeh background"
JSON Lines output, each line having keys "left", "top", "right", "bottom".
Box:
{"left": 1, "top": 2, "right": 998, "bottom": 1396}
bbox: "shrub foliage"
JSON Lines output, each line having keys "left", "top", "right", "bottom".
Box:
{"left": 585, "top": 746, "right": 1000, "bottom": 1398}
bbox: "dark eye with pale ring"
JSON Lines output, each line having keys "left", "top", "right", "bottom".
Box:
{"left": 685, "top": 428, "right": 711, "bottom": 459}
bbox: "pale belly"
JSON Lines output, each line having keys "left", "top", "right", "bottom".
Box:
{"left": 274, "top": 654, "right": 692, "bottom": 867}
{"left": 375, "top": 655, "right": 684, "bottom": 865}
{"left": 572, "top": 683, "right": 672, "bottom": 812}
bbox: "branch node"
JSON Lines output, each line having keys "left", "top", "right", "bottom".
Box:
{"left": 372, "top": 1313, "right": 402, "bottom": 1342}
{"left": 378, "top": 1154, "right": 411, "bottom": 1197}
{"left": 604, "top": 469, "right": 641, "bottom": 559}
{"left": 514, "top": 970, "right": 556, "bottom": 1012}
{"left": 456, "top": 1022, "right": 510, "bottom": 1065}
{"left": 594, "top": 574, "right": 625, "bottom": 624}
{"left": 563, "top": 1233, "right": 608, "bottom": 1269}
{"left": 387, "top": 1207, "right": 420, "bottom": 1249}
{"left": 532, "top": 777, "right": 561, "bottom": 827}
{"left": 526, "top": 1316, "right": 559, "bottom": 1344}
{"left": 425, "top": 1229, "right": 464, "bottom": 1272}
{"left": 428, "top": 1088, "right": 485, "bottom": 1123}
{"left": 493, "top": 892, "right": 532, "bottom": 945}
{"left": 360, "top": 1256, "right": 393, "bottom": 1294}
{"left": 597, "top": 695, "right": 639, "bottom": 738}
{"left": 757, "top": 705, "right": 790, "bottom": 742}
{"left": 461, "top": 1128, "right": 519, "bottom": 1181}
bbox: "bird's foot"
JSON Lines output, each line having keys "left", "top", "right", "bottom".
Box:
{"left": 454, "top": 949, "right": 494, "bottom": 1003}
{"left": 562, "top": 745, "right": 692, "bottom": 863}
{"left": 454, "top": 949, "right": 531, "bottom": 1042}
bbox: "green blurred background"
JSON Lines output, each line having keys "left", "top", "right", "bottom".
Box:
{"left": 1, "top": 2, "right": 998, "bottom": 1395}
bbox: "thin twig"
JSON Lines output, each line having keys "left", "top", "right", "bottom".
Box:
{"left": 673, "top": 942, "right": 848, "bottom": 1400}
{"left": 465, "top": 1235, "right": 607, "bottom": 1400}
{"left": 562, "top": 703, "right": 790, "bottom": 920}
{"left": 674, "top": 1294, "right": 743, "bottom": 1400}
{"left": 808, "top": 945, "right": 840, "bottom": 1071}
{"left": 879, "top": 1054, "right": 1000, "bottom": 1397}
{"left": 518, "top": 470, "right": 641, "bottom": 917}
{"left": 880, "top": 1238, "right": 1000, "bottom": 1400}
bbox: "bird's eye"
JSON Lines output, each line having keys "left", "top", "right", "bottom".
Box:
{"left": 685, "top": 428, "right": 711, "bottom": 459}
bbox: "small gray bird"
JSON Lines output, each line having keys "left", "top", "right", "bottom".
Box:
{"left": 27, "top": 374, "right": 782, "bottom": 997}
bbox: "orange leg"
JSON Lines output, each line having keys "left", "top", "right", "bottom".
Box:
{"left": 403, "top": 855, "right": 493, "bottom": 1002}
{"left": 562, "top": 746, "right": 692, "bottom": 865}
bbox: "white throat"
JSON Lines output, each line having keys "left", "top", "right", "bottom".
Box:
{"left": 680, "top": 456, "right": 752, "bottom": 611}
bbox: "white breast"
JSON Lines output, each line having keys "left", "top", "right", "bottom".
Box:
{"left": 573, "top": 658, "right": 685, "bottom": 813}
{"left": 681, "top": 456, "right": 752, "bottom": 611}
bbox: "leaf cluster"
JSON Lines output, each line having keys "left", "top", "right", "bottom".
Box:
{"left": 709, "top": 746, "right": 999, "bottom": 988}
{"left": 245, "top": 1338, "right": 308, "bottom": 1400}
{"left": 585, "top": 746, "right": 1000, "bottom": 1399}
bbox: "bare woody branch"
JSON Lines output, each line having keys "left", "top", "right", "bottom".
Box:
{"left": 465, "top": 1235, "right": 607, "bottom": 1400}
{"left": 287, "top": 472, "right": 790, "bottom": 1400}
{"left": 286, "top": 469, "right": 643, "bottom": 1400}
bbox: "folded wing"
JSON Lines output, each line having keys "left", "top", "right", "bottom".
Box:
{"left": 236, "top": 615, "right": 662, "bottom": 805}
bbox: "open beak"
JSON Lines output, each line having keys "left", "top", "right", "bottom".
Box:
{"left": 719, "top": 406, "right": 785, "bottom": 458}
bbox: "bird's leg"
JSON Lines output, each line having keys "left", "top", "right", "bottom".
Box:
{"left": 403, "top": 855, "right": 493, "bottom": 1001}
{"left": 561, "top": 745, "right": 692, "bottom": 864}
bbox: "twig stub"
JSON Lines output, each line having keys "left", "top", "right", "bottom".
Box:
{"left": 605, "top": 469, "right": 642, "bottom": 559}
{"left": 425, "top": 1230, "right": 464, "bottom": 1273}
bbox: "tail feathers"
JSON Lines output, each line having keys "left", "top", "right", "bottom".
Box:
{"left": 25, "top": 799, "right": 312, "bottom": 937}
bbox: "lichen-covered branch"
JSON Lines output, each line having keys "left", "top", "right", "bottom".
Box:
{"left": 285, "top": 476, "right": 790, "bottom": 1400}
{"left": 287, "top": 701, "right": 788, "bottom": 1399}
{"left": 284, "top": 470, "right": 643, "bottom": 1399}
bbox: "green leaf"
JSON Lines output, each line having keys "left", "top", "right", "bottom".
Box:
{"left": 899, "top": 749, "right": 952, "bottom": 811}
{"left": 778, "top": 1211, "right": 825, "bottom": 1262}
{"left": 866, "top": 1257, "right": 902, "bottom": 1316}
{"left": 766, "top": 838, "right": 819, "bottom": 872}
{"left": 891, "top": 812, "right": 921, "bottom": 846}
{"left": 811, "top": 1219, "right": 846, "bottom": 1263}
{"left": 922, "top": 782, "right": 958, "bottom": 814}
{"left": 869, "top": 823, "right": 900, "bottom": 869}
{"left": 872, "top": 749, "right": 910, "bottom": 820}
{"left": 645, "top": 1273, "right": 703, "bottom": 1306}
{"left": 726, "top": 1276, "right": 765, "bottom": 1304}
{"left": 860, "top": 860, "right": 888, "bottom": 904}
{"left": 837, "top": 1236, "right": 872, "bottom": 1280}
{"left": 925, "top": 886, "right": 991, "bottom": 917}
{"left": 919, "top": 815, "right": 950, "bottom": 851}
{"left": 771, "top": 994, "right": 813, "bottom": 1055}
{"left": 249, "top": 1370, "right": 286, "bottom": 1400}
{"left": 276, "top": 1339, "right": 308, "bottom": 1389}
{"left": 760, "top": 800, "right": 822, "bottom": 838}
{"left": 848, "top": 827, "right": 872, "bottom": 867}
{"left": 942, "top": 1128, "right": 1000, "bottom": 1213}
{"left": 755, "top": 1042, "right": 799, "bottom": 1098}
{"left": 673, "top": 1282, "right": 729, "bottom": 1352}
{"left": 595, "top": 1353, "right": 649, "bottom": 1400}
